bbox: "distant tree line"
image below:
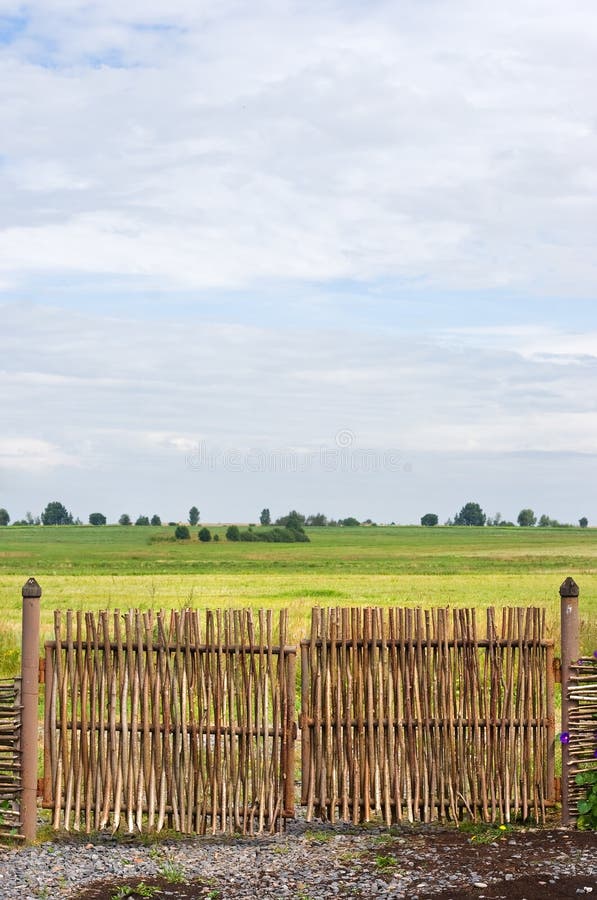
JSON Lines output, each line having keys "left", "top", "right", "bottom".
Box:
{"left": 0, "top": 501, "right": 202, "bottom": 527}
{"left": 421, "top": 503, "right": 589, "bottom": 528}
{"left": 0, "top": 500, "right": 589, "bottom": 531}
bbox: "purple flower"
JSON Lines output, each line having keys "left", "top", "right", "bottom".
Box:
{"left": 593, "top": 649, "right": 597, "bottom": 659}
{"left": 559, "top": 732, "right": 570, "bottom": 745}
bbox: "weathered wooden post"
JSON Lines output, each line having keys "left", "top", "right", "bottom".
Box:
{"left": 560, "top": 576, "right": 579, "bottom": 826}
{"left": 20, "top": 577, "right": 41, "bottom": 841}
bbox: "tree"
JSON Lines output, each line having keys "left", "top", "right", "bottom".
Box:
{"left": 340, "top": 517, "right": 360, "bottom": 527}
{"left": 579, "top": 517, "right": 589, "bottom": 528}
{"left": 41, "top": 501, "right": 73, "bottom": 526}
{"left": 189, "top": 506, "right": 200, "bottom": 526}
{"left": 420, "top": 513, "right": 438, "bottom": 527}
{"left": 135, "top": 515, "right": 150, "bottom": 526}
{"left": 213, "top": 533, "right": 220, "bottom": 542}
{"left": 174, "top": 524, "right": 190, "bottom": 540}
{"left": 88, "top": 512, "right": 106, "bottom": 526}
{"left": 150, "top": 514, "right": 162, "bottom": 526}
{"left": 275, "top": 510, "right": 306, "bottom": 529}
{"left": 453, "top": 502, "right": 486, "bottom": 526}
{"left": 517, "top": 508, "right": 537, "bottom": 527}
{"left": 539, "top": 514, "right": 561, "bottom": 527}
{"left": 119, "top": 513, "right": 132, "bottom": 526}
{"left": 306, "top": 513, "right": 327, "bottom": 526}
{"left": 198, "top": 527, "right": 212, "bottom": 542}
{"left": 0, "top": 508, "right": 9, "bottom": 526}
{"left": 226, "top": 525, "right": 240, "bottom": 541}
{"left": 260, "top": 508, "right": 271, "bottom": 526}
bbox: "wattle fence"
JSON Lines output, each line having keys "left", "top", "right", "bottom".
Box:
{"left": 42, "top": 608, "right": 295, "bottom": 835}
{"left": 2, "top": 576, "right": 593, "bottom": 840}
{"left": 0, "top": 677, "right": 22, "bottom": 839}
{"left": 300, "top": 605, "right": 555, "bottom": 825}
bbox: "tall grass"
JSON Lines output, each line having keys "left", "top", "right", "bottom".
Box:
{"left": 0, "top": 623, "right": 20, "bottom": 679}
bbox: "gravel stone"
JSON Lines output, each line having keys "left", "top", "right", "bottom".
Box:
{"left": 0, "top": 821, "right": 595, "bottom": 900}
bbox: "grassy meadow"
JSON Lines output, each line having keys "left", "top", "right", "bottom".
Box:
{"left": 1, "top": 523, "right": 596, "bottom": 676}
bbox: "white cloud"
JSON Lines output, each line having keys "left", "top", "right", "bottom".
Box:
{"left": 0, "top": 437, "right": 81, "bottom": 470}
{"left": 0, "top": 1, "right": 596, "bottom": 296}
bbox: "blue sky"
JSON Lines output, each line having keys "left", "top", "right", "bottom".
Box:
{"left": 1, "top": 0, "right": 596, "bottom": 524}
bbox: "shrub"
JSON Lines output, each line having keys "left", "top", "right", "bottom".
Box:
{"left": 213, "top": 533, "right": 220, "bottom": 542}
{"left": 420, "top": 513, "right": 438, "bottom": 527}
{"left": 135, "top": 515, "right": 150, "bottom": 526}
{"left": 198, "top": 527, "right": 212, "bottom": 542}
{"left": 174, "top": 524, "right": 190, "bottom": 540}
{"left": 89, "top": 512, "right": 106, "bottom": 526}
{"left": 226, "top": 525, "right": 240, "bottom": 541}
{"left": 150, "top": 514, "right": 162, "bottom": 526}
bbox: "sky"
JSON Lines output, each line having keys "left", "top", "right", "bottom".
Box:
{"left": 1, "top": 0, "right": 597, "bottom": 525}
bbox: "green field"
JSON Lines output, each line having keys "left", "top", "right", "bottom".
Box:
{"left": 1, "top": 524, "right": 596, "bottom": 675}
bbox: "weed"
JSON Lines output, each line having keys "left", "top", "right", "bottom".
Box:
{"left": 374, "top": 854, "right": 397, "bottom": 870}
{"left": 157, "top": 858, "right": 185, "bottom": 883}
{"left": 458, "top": 820, "right": 509, "bottom": 844}
{"left": 272, "top": 843, "right": 291, "bottom": 854}
{"left": 304, "top": 829, "right": 333, "bottom": 843}
{"left": 111, "top": 885, "right": 157, "bottom": 900}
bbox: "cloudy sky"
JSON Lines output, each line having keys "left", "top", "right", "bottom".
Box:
{"left": 1, "top": 0, "right": 596, "bottom": 525}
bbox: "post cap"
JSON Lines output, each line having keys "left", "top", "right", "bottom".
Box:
{"left": 559, "top": 576, "right": 579, "bottom": 598}
{"left": 22, "top": 577, "right": 42, "bottom": 599}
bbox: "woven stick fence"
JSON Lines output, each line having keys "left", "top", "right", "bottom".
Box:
{"left": 566, "top": 656, "right": 597, "bottom": 819}
{"left": 44, "top": 609, "right": 296, "bottom": 835}
{"left": 0, "top": 677, "right": 22, "bottom": 839}
{"left": 301, "top": 606, "right": 554, "bottom": 826}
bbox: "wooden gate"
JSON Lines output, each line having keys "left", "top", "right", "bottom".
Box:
{"left": 43, "top": 608, "right": 295, "bottom": 834}
{"left": 301, "top": 606, "right": 555, "bottom": 825}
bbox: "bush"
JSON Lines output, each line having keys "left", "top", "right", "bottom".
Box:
{"left": 135, "top": 515, "right": 150, "bottom": 526}
{"left": 174, "top": 524, "right": 190, "bottom": 540}
{"left": 198, "top": 527, "right": 212, "bottom": 542}
{"left": 88, "top": 512, "right": 106, "bottom": 526}
{"left": 239, "top": 526, "right": 310, "bottom": 543}
{"left": 226, "top": 525, "right": 241, "bottom": 541}
{"left": 150, "top": 514, "right": 162, "bottom": 526}
{"left": 213, "top": 533, "right": 220, "bottom": 542}
{"left": 420, "top": 513, "right": 438, "bottom": 527}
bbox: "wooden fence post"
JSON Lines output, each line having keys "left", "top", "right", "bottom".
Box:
{"left": 560, "top": 576, "right": 579, "bottom": 826}
{"left": 21, "top": 577, "right": 41, "bottom": 842}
